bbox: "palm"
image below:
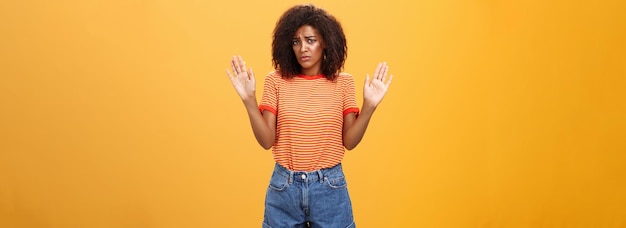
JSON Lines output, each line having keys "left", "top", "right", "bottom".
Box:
{"left": 363, "top": 62, "right": 393, "bottom": 107}
{"left": 226, "top": 56, "right": 256, "bottom": 101}
{"left": 230, "top": 70, "right": 255, "bottom": 99}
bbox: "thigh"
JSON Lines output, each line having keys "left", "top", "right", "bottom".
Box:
{"left": 307, "top": 171, "right": 355, "bottom": 228}
{"left": 263, "top": 168, "right": 307, "bottom": 228}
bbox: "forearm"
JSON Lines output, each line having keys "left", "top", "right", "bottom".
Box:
{"left": 242, "top": 98, "right": 275, "bottom": 150}
{"left": 343, "top": 103, "right": 376, "bottom": 150}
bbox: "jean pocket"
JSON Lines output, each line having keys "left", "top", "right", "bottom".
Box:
{"left": 268, "top": 172, "right": 289, "bottom": 191}
{"left": 324, "top": 175, "right": 347, "bottom": 189}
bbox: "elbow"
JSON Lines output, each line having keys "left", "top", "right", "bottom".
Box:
{"left": 261, "top": 139, "right": 275, "bottom": 150}
{"left": 255, "top": 134, "right": 275, "bottom": 150}
{"left": 343, "top": 137, "right": 363, "bottom": 150}
{"left": 344, "top": 142, "right": 357, "bottom": 151}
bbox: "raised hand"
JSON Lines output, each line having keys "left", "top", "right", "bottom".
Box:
{"left": 363, "top": 62, "right": 393, "bottom": 108}
{"left": 226, "top": 55, "right": 256, "bottom": 101}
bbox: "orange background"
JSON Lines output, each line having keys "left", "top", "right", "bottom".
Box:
{"left": 1, "top": 0, "right": 625, "bottom": 227}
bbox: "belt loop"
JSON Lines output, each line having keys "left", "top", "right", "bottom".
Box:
{"left": 288, "top": 170, "right": 294, "bottom": 184}
{"left": 316, "top": 170, "right": 324, "bottom": 183}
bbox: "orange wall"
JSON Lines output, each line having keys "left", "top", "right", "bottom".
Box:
{"left": 1, "top": 0, "right": 625, "bottom": 227}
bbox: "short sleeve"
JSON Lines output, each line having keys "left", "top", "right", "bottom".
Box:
{"left": 259, "top": 72, "right": 278, "bottom": 115}
{"left": 342, "top": 74, "right": 360, "bottom": 117}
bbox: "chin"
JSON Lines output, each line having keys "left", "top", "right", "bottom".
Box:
{"left": 299, "top": 63, "right": 312, "bottom": 69}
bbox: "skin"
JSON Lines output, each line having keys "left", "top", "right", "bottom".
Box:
{"left": 226, "top": 25, "right": 393, "bottom": 151}
{"left": 292, "top": 25, "right": 325, "bottom": 76}
{"left": 343, "top": 62, "right": 392, "bottom": 150}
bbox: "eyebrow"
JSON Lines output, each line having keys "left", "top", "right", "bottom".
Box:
{"left": 293, "top": 36, "right": 317, "bottom": 39}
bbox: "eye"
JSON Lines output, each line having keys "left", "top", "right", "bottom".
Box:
{"left": 307, "top": 39, "right": 316, "bottom": 44}
{"left": 292, "top": 40, "right": 300, "bottom": 45}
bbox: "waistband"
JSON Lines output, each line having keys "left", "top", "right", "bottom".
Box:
{"left": 273, "top": 163, "right": 344, "bottom": 184}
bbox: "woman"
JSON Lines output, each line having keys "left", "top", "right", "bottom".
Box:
{"left": 226, "top": 4, "right": 392, "bottom": 227}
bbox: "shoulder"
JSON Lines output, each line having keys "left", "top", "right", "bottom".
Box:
{"left": 336, "top": 72, "right": 355, "bottom": 83}
{"left": 263, "top": 71, "right": 284, "bottom": 84}
{"left": 266, "top": 70, "right": 281, "bottom": 78}
{"left": 337, "top": 72, "right": 353, "bottom": 77}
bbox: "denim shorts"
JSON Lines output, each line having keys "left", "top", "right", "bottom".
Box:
{"left": 262, "top": 163, "right": 356, "bottom": 228}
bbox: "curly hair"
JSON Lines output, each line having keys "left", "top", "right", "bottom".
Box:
{"left": 272, "top": 4, "right": 347, "bottom": 80}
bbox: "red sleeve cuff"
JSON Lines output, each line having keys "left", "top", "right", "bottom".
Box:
{"left": 343, "top": 107, "right": 360, "bottom": 117}
{"left": 259, "top": 105, "right": 277, "bottom": 115}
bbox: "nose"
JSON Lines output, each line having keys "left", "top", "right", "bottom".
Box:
{"left": 300, "top": 41, "right": 307, "bottom": 53}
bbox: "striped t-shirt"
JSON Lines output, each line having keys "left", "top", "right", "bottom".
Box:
{"left": 259, "top": 71, "right": 360, "bottom": 171}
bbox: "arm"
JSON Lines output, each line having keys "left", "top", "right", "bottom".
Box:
{"left": 226, "top": 55, "right": 276, "bottom": 149}
{"left": 343, "top": 62, "right": 393, "bottom": 150}
{"left": 342, "top": 103, "right": 375, "bottom": 150}
{"left": 243, "top": 100, "right": 276, "bottom": 150}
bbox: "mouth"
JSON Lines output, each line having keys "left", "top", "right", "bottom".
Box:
{"left": 300, "top": 56, "right": 311, "bottom": 61}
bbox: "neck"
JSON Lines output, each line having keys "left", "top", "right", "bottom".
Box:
{"left": 301, "top": 67, "right": 321, "bottom": 76}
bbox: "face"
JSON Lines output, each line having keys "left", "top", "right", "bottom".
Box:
{"left": 292, "top": 25, "right": 325, "bottom": 76}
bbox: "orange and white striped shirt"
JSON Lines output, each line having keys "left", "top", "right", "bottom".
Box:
{"left": 259, "top": 71, "right": 359, "bottom": 171}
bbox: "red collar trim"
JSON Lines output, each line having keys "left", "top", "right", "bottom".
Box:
{"left": 297, "top": 74, "right": 325, "bottom": 80}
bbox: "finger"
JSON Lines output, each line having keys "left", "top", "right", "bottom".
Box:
{"left": 386, "top": 75, "right": 393, "bottom": 88}
{"left": 231, "top": 56, "right": 239, "bottom": 74}
{"left": 376, "top": 62, "right": 384, "bottom": 80}
{"left": 238, "top": 55, "right": 247, "bottom": 73}
{"left": 248, "top": 67, "right": 254, "bottom": 82}
{"left": 226, "top": 68, "right": 233, "bottom": 80}
{"left": 231, "top": 64, "right": 238, "bottom": 76}
{"left": 380, "top": 62, "right": 388, "bottom": 81}
{"left": 365, "top": 74, "right": 371, "bottom": 87}
{"left": 373, "top": 62, "right": 382, "bottom": 80}
{"left": 233, "top": 55, "right": 243, "bottom": 74}
{"left": 373, "top": 62, "right": 385, "bottom": 80}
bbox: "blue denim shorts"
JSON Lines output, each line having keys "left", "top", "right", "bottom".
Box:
{"left": 262, "top": 163, "right": 356, "bottom": 228}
